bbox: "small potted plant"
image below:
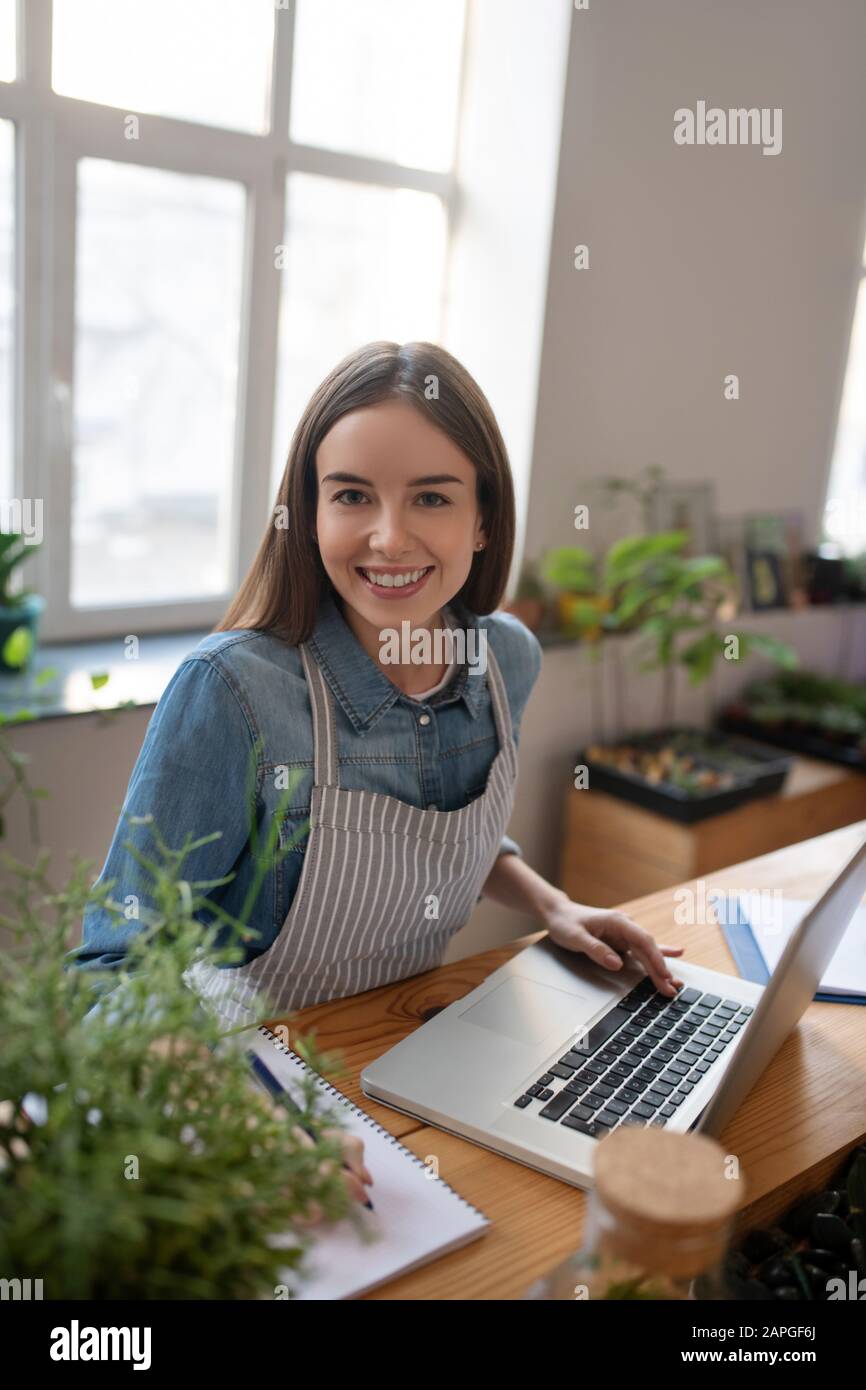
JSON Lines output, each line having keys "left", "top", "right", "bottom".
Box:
{"left": 542, "top": 531, "right": 799, "bottom": 820}
{"left": 0, "top": 531, "right": 45, "bottom": 674}
{"left": 540, "top": 546, "right": 611, "bottom": 640}
{"left": 721, "top": 670, "right": 866, "bottom": 770}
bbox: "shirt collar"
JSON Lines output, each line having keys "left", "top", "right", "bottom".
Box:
{"left": 307, "top": 585, "right": 488, "bottom": 733}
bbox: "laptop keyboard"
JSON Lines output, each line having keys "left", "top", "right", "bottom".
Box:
{"left": 512, "top": 978, "right": 753, "bottom": 1139}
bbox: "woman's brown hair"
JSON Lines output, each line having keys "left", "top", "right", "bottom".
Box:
{"left": 213, "top": 340, "right": 516, "bottom": 645}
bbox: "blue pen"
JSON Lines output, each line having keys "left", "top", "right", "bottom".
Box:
{"left": 246, "top": 1050, "right": 374, "bottom": 1210}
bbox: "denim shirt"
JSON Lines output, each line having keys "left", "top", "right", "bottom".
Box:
{"left": 70, "top": 587, "right": 542, "bottom": 989}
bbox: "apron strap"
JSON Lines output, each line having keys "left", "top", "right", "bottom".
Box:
{"left": 299, "top": 621, "right": 517, "bottom": 789}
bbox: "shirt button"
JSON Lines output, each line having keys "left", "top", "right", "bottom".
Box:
{"left": 427, "top": 802, "right": 437, "bottom": 811}
{"left": 418, "top": 713, "right": 431, "bottom": 725}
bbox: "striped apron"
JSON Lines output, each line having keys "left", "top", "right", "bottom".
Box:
{"left": 185, "top": 636, "right": 519, "bottom": 1030}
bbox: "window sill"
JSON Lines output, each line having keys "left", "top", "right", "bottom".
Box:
{"left": 0, "top": 629, "right": 212, "bottom": 723}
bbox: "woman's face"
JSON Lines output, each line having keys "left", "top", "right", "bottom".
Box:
{"left": 313, "top": 398, "right": 486, "bottom": 637}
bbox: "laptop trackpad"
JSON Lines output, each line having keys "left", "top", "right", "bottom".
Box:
{"left": 458, "top": 977, "right": 592, "bottom": 1047}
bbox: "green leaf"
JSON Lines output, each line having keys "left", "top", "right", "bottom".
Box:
{"left": 540, "top": 546, "right": 596, "bottom": 592}
{"left": 90, "top": 671, "right": 110, "bottom": 691}
{"left": 736, "top": 633, "right": 799, "bottom": 669}
{"left": 2, "top": 625, "right": 33, "bottom": 669}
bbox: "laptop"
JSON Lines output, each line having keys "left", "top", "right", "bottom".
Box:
{"left": 360, "top": 835, "right": 866, "bottom": 1190}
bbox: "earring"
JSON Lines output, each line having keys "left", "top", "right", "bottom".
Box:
{"left": 475, "top": 542, "right": 485, "bottom": 551}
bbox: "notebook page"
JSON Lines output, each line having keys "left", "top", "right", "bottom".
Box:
{"left": 741, "top": 896, "right": 866, "bottom": 996}
{"left": 245, "top": 1027, "right": 490, "bottom": 1299}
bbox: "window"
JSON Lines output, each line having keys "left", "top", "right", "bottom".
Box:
{"left": 823, "top": 236, "right": 866, "bottom": 556}
{"left": 0, "top": 119, "right": 13, "bottom": 500}
{"left": 1, "top": 0, "right": 467, "bottom": 640}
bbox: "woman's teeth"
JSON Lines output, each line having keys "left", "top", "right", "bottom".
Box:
{"left": 359, "top": 567, "right": 431, "bottom": 588}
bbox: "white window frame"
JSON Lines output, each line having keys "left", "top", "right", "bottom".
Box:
{"left": 1, "top": 0, "right": 462, "bottom": 641}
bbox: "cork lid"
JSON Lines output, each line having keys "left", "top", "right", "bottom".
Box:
{"left": 593, "top": 1127, "right": 744, "bottom": 1276}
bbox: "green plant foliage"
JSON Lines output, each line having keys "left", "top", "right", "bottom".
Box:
{"left": 0, "top": 726, "right": 373, "bottom": 1298}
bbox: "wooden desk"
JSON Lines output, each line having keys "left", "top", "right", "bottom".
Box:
{"left": 268, "top": 821, "right": 866, "bottom": 1300}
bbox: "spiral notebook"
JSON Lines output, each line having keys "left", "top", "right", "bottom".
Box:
{"left": 246, "top": 1025, "right": 490, "bottom": 1299}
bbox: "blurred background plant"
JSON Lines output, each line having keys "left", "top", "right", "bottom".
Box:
{"left": 0, "top": 531, "right": 46, "bottom": 674}
{"left": 541, "top": 532, "right": 797, "bottom": 742}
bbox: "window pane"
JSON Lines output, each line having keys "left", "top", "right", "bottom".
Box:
{"left": 823, "top": 273, "right": 866, "bottom": 555}
{"left": 72, "top": 160, "right": 245, "bottom": 607}
{"left": 271, "top": 173, "right": 446, "bottom": 492}
{"left": 53, "top": 0, "right": 274, "bottom": 134}
{"left": 0, "top": 119, "right": 13, "bottom": 499}
{"left": 0, "top": 0, "right": 16, "bottom": 83}
{"left": 291, "top": 0, "right": 465, "bottom": 171}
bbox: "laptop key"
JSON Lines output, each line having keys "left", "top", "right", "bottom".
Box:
{"left": 539, "top": 1089, "right": 577, "bottom": 1120}
{"left": 559, "top": 1051, "right": 588, "bottom": 1069}
{"left": 650, "top": 1079, "right": 675, "bottom": 1096}
{"left": 607, "top": 1098, "right": 629, "bottom": 1115}
{"left": 567, "top": 1006, "right": 633, "bottom": 1059}
{"left": 526, "top": 1083, "right": 544, "bottom": 1096}
{"left": 669, "top": 1060, "right": 691, "bottom": 1076}
{"left": 678, "top": 988, "right": 702, "bottom": 1004}
{"left": 597, "top": 1110, "right": 622, "bottom": 1129}
{"left": 564, "top": 1078, "right": 589, "bottom": 1096}
{"left": 548, "top": 1063, "right": 575, "bottom": 1079}
{"left": 650, "top": 1115, "right": 668, "bottom": 1126}
{"left": 582, "top": 1093, "right": 604, "bottom": 1110}
{"left": 538, "top": 1088, "right": 553, "bottom": 1100}
{"left": 565, "top": 1102, "right": 595, "bottom": 1122}
{"left": 668, "top": 1092, "right": 686, "bottom": 1107}
{"left": 561, "top": 1114, "right": 601, "bottom": 1136}
{"left": 591, "top": 1081, "right": 616, "bottom": 1099}
{"left": 702, "top": 994, "right": 721, "bottom": 1007}
{"left": 514, "top": 1094, "right": 532, "bottom": 1107}
{"left": 619, "top": 1088, "right": 641, "bottom": 1106}
{"left": 537, "top": 1073, "right": 554, "bottom": 1086}
{"left": 632, "top": 1102, "right": 656, "bottom": 1118}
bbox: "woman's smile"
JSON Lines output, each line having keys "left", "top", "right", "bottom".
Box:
{"left": 355, "top": 564, "right": 435, "bottom": 599}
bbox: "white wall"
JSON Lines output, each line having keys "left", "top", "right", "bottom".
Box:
{"left": 523, "top": 0, "right": 866, "bottom": 560}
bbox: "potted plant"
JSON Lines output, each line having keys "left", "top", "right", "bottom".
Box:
{"left": 0, "top": 690, "right": 371, "bottom": 1297}
{"left": 542, "top": 531, "right": 799, "bottom": 821}
{"left": 540, "top": 546, "right": 612, "bottom": 640}
{"left": 0, "top": 531, "right": 45, "bottom": 674}
{"left": 721, "top": 670, "right": 866, "bottom": 770}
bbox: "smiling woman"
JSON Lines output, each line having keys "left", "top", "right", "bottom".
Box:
{"left": 75, "top": 342, "right": 684, "bottom": 1214}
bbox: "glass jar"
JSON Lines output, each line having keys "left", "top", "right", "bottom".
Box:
{"left": 524, "top": 1126, "right": 740, "bottom": 1301}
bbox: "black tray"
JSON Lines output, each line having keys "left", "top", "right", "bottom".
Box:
{"left": 580, "top": 726, "right": 792, "bottom": 823}
{"left": 719, "top": 711, "right": 866, "bottom": 772}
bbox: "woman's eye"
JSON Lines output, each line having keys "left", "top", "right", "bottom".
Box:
{"left": 415, "top": 492, "right": 450, "bottom": 507}
{"left": 332, "top": 489, "right": 369, "bottom": 505}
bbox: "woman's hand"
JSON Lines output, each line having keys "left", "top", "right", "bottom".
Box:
{"left": 543, "top": 897, "right": 685, "bottom": 997}
{"left": 145, "top": 1036, "right": 373, "bottom": 1224}
{"left": 292, "top": 1125, "right": 374, "bottom": 1228}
